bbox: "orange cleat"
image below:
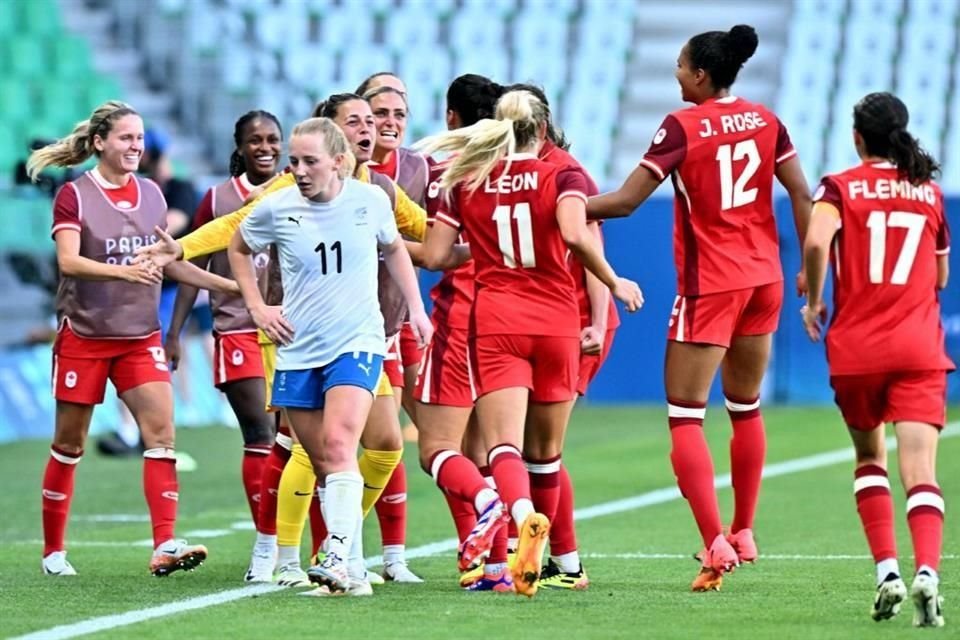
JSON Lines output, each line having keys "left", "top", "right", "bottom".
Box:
{"left": 691, "top": 533, "right": 738, "bottom": 592}
{"left": 511, "top": 513, "right": 550, "bottom": 598}
{"left": 150, "top": 540, "right": 208, "bottom": 577}
{"left": 691, "top": 567, "right": 724, "bottom": 592}
{"left": 727, "top": 528, "right": 758, "bottom": 564}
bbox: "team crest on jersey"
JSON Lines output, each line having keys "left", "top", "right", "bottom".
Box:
{"left": 354, "top": 206, "right": 368, "bottom": 225}
{"left": 232, "top": 349, "right": 244, "bottom": 366}
{"left": 65, "top": 371, "right": 78, "bottom": 389}
{"left": 428, "top": 181, "right": 441, "bottom": 198}
{"left": 653, "top": 128, "right": 667, "bottom": 145}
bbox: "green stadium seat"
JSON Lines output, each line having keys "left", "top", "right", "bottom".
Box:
{"left": 0, "top": 3, "right": 16, "bottom": 40}
{"left": 0, "top": 78, "right": 34, "bottom": 125}
{"left": 17, "top": 0, "right": 61, "bottom": 37}
{"left": 51, "top": 35, "right": 92, "bottom": 78}
{"left": 7, "top": 36, "right": 48, "bottom": 78}
{"left": 37, "top": 83, "right": 85, "bottom": 132}
{"left": 0, "top": 122, "right": 22, "bottom": 174}
{"left": 82, "top": 77, "right": 123, "bottom": 111}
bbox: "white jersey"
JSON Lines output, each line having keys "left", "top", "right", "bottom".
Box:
{"left": 240, "top": 178, "right": 399, "bottom": 370}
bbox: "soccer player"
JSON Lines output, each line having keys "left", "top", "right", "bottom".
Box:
{"left": 417, "top": 89, "right": 642, "bottom": 597}
{"left": 163, "top": 110, "right": 284, "bottom": 581}
{"left": 587, "top": 25, "right": 812, "bottom": 591}
{"left": 802, "top": 92, "right": 952, "bottom": 627}
{"left": 228, "top": 116, "right": 431, "bottom": 596}
{"left": 508, "top": 83, "right": 619, "bottom": 590}
{"left": 30, "top": 101, "right": 239, "bottom": 577}
{"left": 363, "top": 82, "right": 430, "bottom": 583}
{"left": 411, "top": 73, "right": 511, "bottom": 591}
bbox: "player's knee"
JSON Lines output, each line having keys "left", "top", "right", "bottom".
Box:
{"left": 237, "top": 415, "right": 275, "bottom": 447}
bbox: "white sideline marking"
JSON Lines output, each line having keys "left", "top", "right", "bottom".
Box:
{"left": 14, "top": 424, "right": 959, "bottom": 640}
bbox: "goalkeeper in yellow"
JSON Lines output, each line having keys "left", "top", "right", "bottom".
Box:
{"left": 136, "top": 93, "right": 427, "bottom": 587}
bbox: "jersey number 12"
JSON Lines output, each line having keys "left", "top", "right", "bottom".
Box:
{"left": 493, "top": 203, "right": 536, "bottom": 268}
{"left": 716, "top": 140, "right": 760, "bottom": 210}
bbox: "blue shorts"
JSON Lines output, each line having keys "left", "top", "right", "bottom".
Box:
{"left": 272, "top": 352, "right": 384, "bottom": 410}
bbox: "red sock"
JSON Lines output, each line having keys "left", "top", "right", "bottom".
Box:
{"left": 376, "top": 460, "right": 407, "bottom": 547}
{"left": 480, "top": 467, "right": 508, "bottom": 564}
{"left": 256, "top": 436, "right": 291, "bottom": 536}
{"left": 906, "top": 484, "right": 944, "bottom": 572}
{"left": 42, "top": 446, "right": 82, "bottom": 556}
{"left": 726, "top": 395, "right": 766, "bottom": 532}
{"left": 488, "top": 444, "right": 531, "bottom": 520}
{"left": 143, "top": 450, "right": 178, "bottom": 547}
{"left": 854, "top": 465, "right": 897, "bottom": 563}
{"left": 550, "top": 463, "right": 577, "bottom": 556}
{"left": 526, "top": 455, "right": 561, "bottom": 523}
{"left": 429, "top": 450, "right": 488, "bottom": 504}
{"left": 668, "top": 400, "right": 721, "bottom": 547}
{"left": 309, "top": 491, "right": 327, "bottom": 557}
{"left": 242, "top": 445, "right": 270, "bottom": 529}
{"left": 443, "top": 491, "right": 477, "bottom": 544}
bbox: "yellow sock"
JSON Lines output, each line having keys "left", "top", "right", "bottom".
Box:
{"left": 276, "top": 444, "right": 316, "bottom": 548}
{"left": 358, "top": 448, "right": 403, "bottom": 517}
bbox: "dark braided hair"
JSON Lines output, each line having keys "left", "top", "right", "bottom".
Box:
{"left": 687, "top": 24, "right": 758, "bottom": 91}
{"left": 446, "top": 74, "right": 503, "bottom": 127}
{"left": 853, "top": 92, "right": 940, "bottom": 185}
{"left": 355, "top": 72, "right": 401, "bottom": 96}
{"left": 505, "top": 82, "right": 569, "bottom": 151}
{"left": 313, "top": 93, "right": 364, "bottom": 119}
{"left": 229, "top": 110, "right": 283, "bottom": 177}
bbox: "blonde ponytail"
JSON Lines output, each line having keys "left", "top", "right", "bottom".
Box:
{"left": 290, "top": 117, "right": 357, "bottom": 180}
{"left": 414, "top": 89, "right": 547, "bottom": 193}
{"left": 26, "top": 100, "right": 138, "bottom": 182}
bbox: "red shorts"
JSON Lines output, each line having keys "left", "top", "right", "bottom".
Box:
{"left": 399, "top": 322, "right": 422, "bottom": 368}
{"left": 831, "top": 370, "right": 948, "bottom": 431}
{"left": 213, "top": 331, "right": 264, "bottom": 388}
{"left": 52, "top": 325, "right": 170, "bottom": 405}
{"left": 471, "top": 334, "right": 579, "bottom": 403}
{"left": 414, "top": 327, "right": 475, "bottom": 407}
{"left": 577, "top": 328, "right": 617, "bottom": 396}
{"left": 383, "top": 333, "right": 404, "bottom": 388}
{"left": 668, "top": 282, "right": 782, "bottom": 347}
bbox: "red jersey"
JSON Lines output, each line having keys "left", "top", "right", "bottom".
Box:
{"left": 814, "top": 162, "right": 954, "bottom": 375}
{"left": 540, "top": 140, "right": 621, "bottom": 330}
{"left": 426, "top": 156, "right": 475, "bottom": 331}
{"left": 641, "top": 96, "right": 796, "bottom": 296}
{"left": 435, "top": 155, "right": 586, "bottom": 338}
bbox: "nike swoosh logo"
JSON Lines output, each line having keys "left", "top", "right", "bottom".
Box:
{"left": 42, "top": 489, "right": 67, "bottom": 501}
{"left": 363, "top": 484, "right": 384, "bottom": 491}
{"left": 267, "top": 488, "right": 279, "bottom": 496}
{"left": 381, "top": 494, "right": 406, "bottom": 504}
{"left": 294, "top": 491, "right": 313, "bottom": 496}
{"left": 161, "top": 491, "right": 180, "bottom": 501}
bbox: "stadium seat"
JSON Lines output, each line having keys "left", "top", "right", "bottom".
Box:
{"left": 0, "top": 78, "right": 34, "bottom": 126}
{"left": 383, "top": 7, "right": 442, "bottom": 53}
{"left": 340, "top": 48, "right": 396, "bottom": 90}
{"left": 449, "top": 8, "right": 507, "bottom": 56}
{"left": 449, "top": 48, "right": 509, "bottom": 87}
{"left": 36, "top": 84, "right": 85, "bottom": 133}
{"left": 256, "top": 5, "right": 308, "bottom": 53}
{"left": 51, "top": 35, "right": 93, "bottom": 79}
{"left": 17, "top": 0, "right": 61, "bottom": 37}
{"left": 512, "top": 10, "right": 569, "bottom": 59}
{"left": 513, "top": 55, "right": 567, "bottom": 96}
{"left": 319, "top": 6, "right": 376, "bottom": 53}
{"left": 282, "top": 45, "right": 338, "bottom": 93}
{"left": 6, "top": 37, "right": 48, "bottom": 79}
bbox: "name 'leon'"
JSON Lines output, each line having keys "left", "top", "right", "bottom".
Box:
{"left": 483, "top": 172, "right": 539, "bottom": 194}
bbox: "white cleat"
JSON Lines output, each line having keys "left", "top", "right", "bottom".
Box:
{"left": 42, "top": 551, "right": 77, "bottom": 576}
{"left": 911, "top": 572, "right": 945, "bottom": 628}
{"left": 244, "top": 545, "right": 277, "bottom": 583}
{"left": 275, "top": 564, "right": 312, "bottom": 588}
{"left": 307, "top": 552, "right": 350, "bottom": 593}
{"left": 366, "top": 569, "right": 385, "bottom": 585}
{"left": 871, "top": 573, "right": 906, "bottom": 621}
{"left": 299, "top": 575, "right": 373, "bottom": 597}
{"left": 383, "top": 561, "right": 424, "bottom": 583}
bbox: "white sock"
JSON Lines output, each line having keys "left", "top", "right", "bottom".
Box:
{"left": 254, "top": 533, "right": 277, "bottom": 550}
{"left": 383, "top": 544, "right": 405, "bottom": 566}
{"left": 876, "top": 558, "right": 901, "bottom": 585}
{"left": 511, "top": 498, "right": 534, "bottom": 527}
{"left": 473, "top": 488, "right": 499, "bottom": 514}
{"left": 508, "top": 537, "right": 519, "bottom": 552}
{"left": 553, "top": 551, "right": 581, "bottom": 573}
{"left": 347, "top": 510, "right": 365, "bottom": 578}
{"left": 485, "top": 562, "right": 506, "bottom": 576}
{"left": 277, "top": 545, "right": 300, "bottom": 569}
{"left": 917, "top": 565, "right": 939, "bottom": 582}
{"left": 324, "top": 471, "right": 363, "bottom": 560}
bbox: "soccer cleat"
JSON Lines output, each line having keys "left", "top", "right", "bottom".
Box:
{"left": 149, "top": 539, "right": 207, "bottom": 577}
{"left": 911, "top": 571, "right": 945, "bottom": 628}
{"left": 307, "top": 552, "right": 350, "bottom": 593}
{"left": 727, "top": 528, "right": 758, "bottom": 564}
{"left": 42, "top": 551, "right": 77, "bottom": 576}
{"left": 383, "top": 561, "right": 424, "bottom": 583}
{"left": 511, "top": 513, "right": 550, "bottom": 598}
{"left": 458, "top": 499, "right": 510, "bottom": 572}
{"left": 459, "top": 564, "right": 485, "bottom": 588}
{"left": 465, "top": 570, "right": 514, "bottom": 592}
{"left": 275, "top": 564, "right": 312, "bottom": 587}
{"left": 366, "top": 570, "right": 386, "bottom": 585}
{"left": 691, "top": 534, "right": 738, "bottom": 592}
{"left": 300, "top": 575, "right": 374, "bottom": 597}
{"left": 244, "top": 545, "right": 276, "bottom": 583}
{"left": 871, "top": 573, "right": 906, "bottom": 621}
{"left": 539, "top": 558, "right": 590, "bottom": 590}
